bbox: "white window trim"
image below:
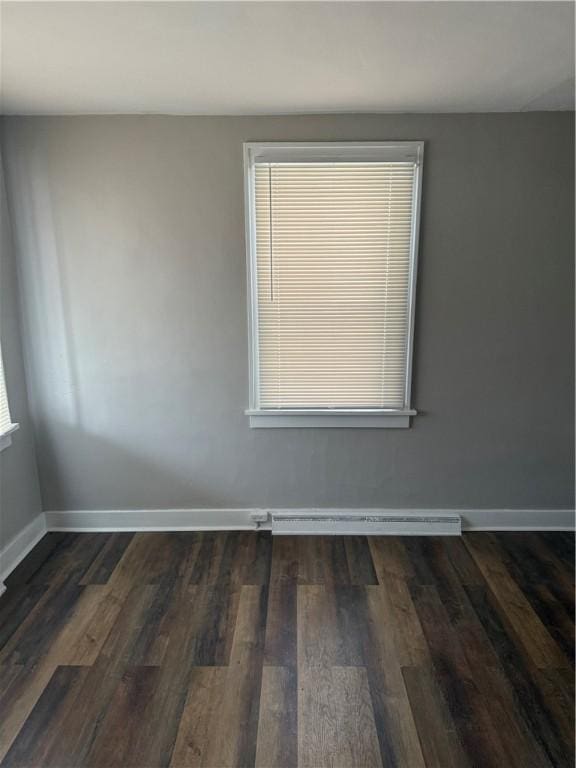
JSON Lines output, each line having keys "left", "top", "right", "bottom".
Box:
{"left": 243, "top": 141, "right": 424, "bottom": 429}
{"left": 0, "top": 422, "right": 19, "bottom": 452}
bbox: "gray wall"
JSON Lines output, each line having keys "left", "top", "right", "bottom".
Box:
{"left": 0, "top": 155, "right": 42, "bottom": 545}
{"left": 2, "top": 113, "right": 573, "bottom": 512}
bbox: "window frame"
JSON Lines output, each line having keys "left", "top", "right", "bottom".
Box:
{"left": 243, "top": 141, "right": 424, "bottom": 429}
{"left": 0, "top": 345, "right": 19, "bottom": 452}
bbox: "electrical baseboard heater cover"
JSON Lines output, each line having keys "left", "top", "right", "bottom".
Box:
{"left": 271, "top": 512, "right": 462, "bottom": 536}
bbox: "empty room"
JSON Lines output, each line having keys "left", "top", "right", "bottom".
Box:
{"left": 0, "top": 1, "right": 574, "bottom": 766}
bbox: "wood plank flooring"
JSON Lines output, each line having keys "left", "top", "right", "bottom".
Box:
{"left": 0, "top": 531, "right": 573, "bottom": 767}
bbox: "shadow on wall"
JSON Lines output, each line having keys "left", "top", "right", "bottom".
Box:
{"left": 35, "top": 420, "right": 228, "bottom": 512}
{"left": 3, "top": 135, "right": 244, "bottom": 514}
{"left": 3, "top": 135, "right": 81, "bottom": 430}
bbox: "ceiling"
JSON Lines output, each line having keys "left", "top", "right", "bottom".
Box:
{"left": 1, "top": 1, "right": 574, "bottom": 115}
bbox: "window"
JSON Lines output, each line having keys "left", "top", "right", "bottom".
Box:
{"left": 244, "top": 142, "right": 423, "bottom": 428}
{"left": 0, "top": 346, "right": 18, "bottom": 450}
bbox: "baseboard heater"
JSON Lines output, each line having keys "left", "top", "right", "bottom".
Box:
{"left": 270, "top": 511, "right": 462, "bottom": 536}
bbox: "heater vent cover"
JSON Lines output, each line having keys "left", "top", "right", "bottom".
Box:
{"left": 271, "top": 511, "right": 461, "bottom": 536}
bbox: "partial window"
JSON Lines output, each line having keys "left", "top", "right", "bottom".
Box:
{"left": 244, "top": 142, "right": 423, "bottom": 428}
{"left": 0, "top": 346, "right": 18, "bottom": 450}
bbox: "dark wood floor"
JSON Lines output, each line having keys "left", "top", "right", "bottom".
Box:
{"left": 0, "top": 531, "right": 573, "bottom": 767}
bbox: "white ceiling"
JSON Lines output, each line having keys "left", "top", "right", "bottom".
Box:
{"left": 1, "top": 1, "right": 574, "bottom": 115}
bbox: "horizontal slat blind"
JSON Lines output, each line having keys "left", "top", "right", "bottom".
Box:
{"left": 254, "top": 161, "right": 416, "bottom": 409}
{"left": 0, "top": 348, "right": 13, "bottom": 435}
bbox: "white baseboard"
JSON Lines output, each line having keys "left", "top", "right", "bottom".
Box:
{"left": 460, "top": 508, "right": 574, "bottom": 531}
{"left": 45, "top": 508, "right": 258, "bottom": 532}
{"left": 0, "top": 512, "right": 47, "bottom": 590}
{"left": 44, "top": 507, "right": 575, "bottom": 534}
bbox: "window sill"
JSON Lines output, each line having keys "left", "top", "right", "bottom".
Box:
{"left": 246, "top": 410, "right": 416, "bottom": 429}
{"left": 0, "top": 423, "right": 19, "bottom": 452}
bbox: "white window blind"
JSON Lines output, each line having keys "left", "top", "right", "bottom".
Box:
{"left": 245, "top": 142, "right": 423, "bottom": 427}
{"left": 0, "top": 347, "right": 14, "bottom": 437}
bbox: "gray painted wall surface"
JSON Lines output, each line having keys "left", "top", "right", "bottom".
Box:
{"left": 2, "top": 113, "right": 573, "bottom": 512}
{"left": 0, "top": 157, "right": 42, "bottom": 545}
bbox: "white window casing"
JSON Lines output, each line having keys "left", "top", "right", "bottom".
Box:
{"left": 0, "top": 346, "right": 18, "bottom": 451}
{"left": 244, "top": 142, "right": 424, "bottom": 428}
